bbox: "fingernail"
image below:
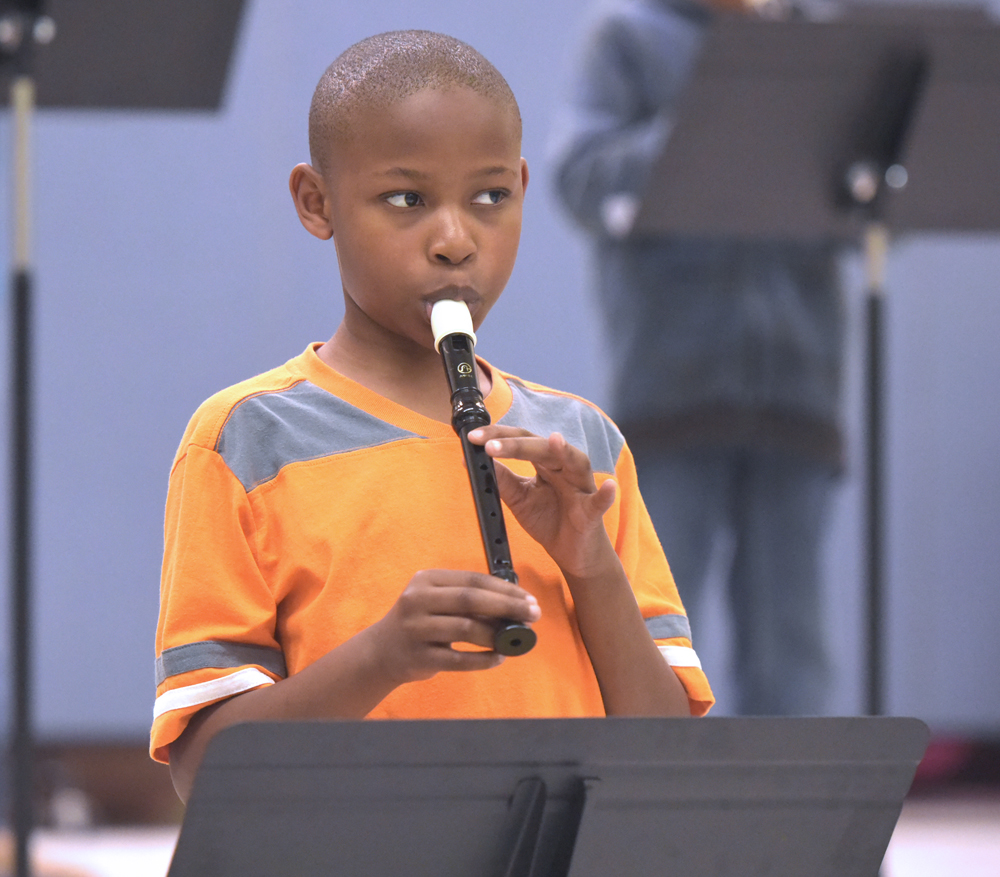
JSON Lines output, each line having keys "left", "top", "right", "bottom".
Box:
{"left": 487, "top": 440, "right": 502, "bottom": 453}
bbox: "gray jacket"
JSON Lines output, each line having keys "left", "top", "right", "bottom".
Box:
{"left": 550, "top": 0, "right": 845, "bottom": 466}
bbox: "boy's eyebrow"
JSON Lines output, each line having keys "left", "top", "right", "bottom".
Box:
{"left": 476, "top": 165, "right": 518, "bottom": 179}
{"left": 376, "top": 165, "right": 517, "bottom": 181}
{"left": 378, "top": 167, "right": 431, "bottom": 181}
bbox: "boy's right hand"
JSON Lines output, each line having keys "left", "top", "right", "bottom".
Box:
{"left": 370, "top": 570, "right": 541, "bottom": 684}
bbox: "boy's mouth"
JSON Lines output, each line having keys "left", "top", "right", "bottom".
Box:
{"left": 425, "top": 285, "right": 479, "bottom": 319}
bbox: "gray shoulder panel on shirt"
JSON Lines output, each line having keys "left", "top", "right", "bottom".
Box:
{"left": 215, "top": 380, "right": 423, "bottom": 491}
{"left": 500, "top": 379, "right": 624, "bottom": 475}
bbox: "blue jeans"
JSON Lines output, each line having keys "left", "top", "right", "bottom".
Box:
{"left": 633, "top": 445, "right": 836, "bottom": 715}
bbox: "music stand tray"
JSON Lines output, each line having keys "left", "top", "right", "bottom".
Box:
{"left": 169, "top": 716, "right": 929, "bottom": 877}
{"left": 632, "top": 7, "right": 1000, "bottom": 240}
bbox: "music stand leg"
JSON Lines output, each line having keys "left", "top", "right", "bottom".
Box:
{"left": 496, "top": 778, "right": 547, "bottom": 877}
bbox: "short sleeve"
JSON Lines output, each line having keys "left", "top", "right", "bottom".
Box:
{"left": 150, "top": 444, "right": 285, "bottom": 763}
{"left": 611, "top": 441, "right": 715, "bottom": 717}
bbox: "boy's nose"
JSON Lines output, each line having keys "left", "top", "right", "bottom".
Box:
{"left": 430, "top": 209, "right": 476, "bottom": 265}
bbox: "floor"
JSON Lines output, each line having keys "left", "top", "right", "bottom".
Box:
{"left": 882, "top": 792, "right": 1000, "bottom": 876}
{"left": 5, "top": 791, "right": 997, "bottom": 876}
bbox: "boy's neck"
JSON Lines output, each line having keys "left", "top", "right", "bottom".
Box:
{"left": 316, "top": 325, "right": 492, "bottom": 424}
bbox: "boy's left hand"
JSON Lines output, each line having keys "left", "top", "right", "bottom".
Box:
{"left": 466, "top": 426, "right": 617, "bottom": 580}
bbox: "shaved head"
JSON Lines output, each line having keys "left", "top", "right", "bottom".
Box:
{"left": 308, "top": 30, "right": 521, "bottom": 174}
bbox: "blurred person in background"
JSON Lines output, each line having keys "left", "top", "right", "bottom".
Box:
{"left": 550, "top": 0, "right": 846, "bottom": 715}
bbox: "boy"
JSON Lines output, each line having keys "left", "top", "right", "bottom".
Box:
{"left": 153, "top": 30, "right": 713, "bottom": 803}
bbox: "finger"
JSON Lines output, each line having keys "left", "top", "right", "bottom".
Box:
{"left": 592, "top": 477, "right": 617, "bottom": 516}
{"left": 417, "top": 615, "right": 511, "bottom": 651}
{"left": 466, "top": 425, "right": 535, "bottom": 444}
{"left": 469, "top": 427, "right": 587, "bottom": 479}
{"left": 478, "top": 431, "right": 569, "bottom": 467}
{"left": 430, "top": 646, "right": 506, "bottom": 673}
{"left": 405, "top": 573, "right": 541, "bottom": 624}
{"left": 538, "top": 432, "right": 584, "bottom": 476}
{"left": 487, "top": 432, "right": 597, "bottom": 492}
{"left": 437, "top": 586, "right": 540, "bottom": 625}
{"left": 413, "top": 568, "right": 529, "bottom": 598}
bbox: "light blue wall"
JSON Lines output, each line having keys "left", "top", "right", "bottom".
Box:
{"left": 1, "top": 0, "right": 998, "bottom": 740}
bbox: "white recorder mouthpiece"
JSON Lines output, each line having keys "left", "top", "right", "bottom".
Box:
{"left": 431, "top": 299, "right": 477, "bottom": 352}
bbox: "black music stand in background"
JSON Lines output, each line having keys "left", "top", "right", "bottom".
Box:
{"left": 169, "top": 717, "right": 929, "bottom": 877}
{"left": 631, "top": 3, "right": 1000, "bottom": 717}
{"left": 1, "top": 3, "right": 244, "bottom": 875}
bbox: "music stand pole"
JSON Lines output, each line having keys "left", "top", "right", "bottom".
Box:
{"left": 2, "top": 5, "right": 243, "bottom": 873}
{"left": 10, "top": 74, "right": 36, "bottom": 877}
{"left": 3, "top": 6, "right": 53, "bottom": 875}
{"left": 7, "top": 54, "right": 34, "bottom": 877}
{"left": 863, "top": 222, "right": 889, "bottom": 717}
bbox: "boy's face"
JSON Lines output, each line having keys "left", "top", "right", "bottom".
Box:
{"left": 303, "top": 86, "right": 528, "bottom": 354}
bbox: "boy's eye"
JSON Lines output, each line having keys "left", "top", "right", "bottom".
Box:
{"left": 385, "top": 192, "right": 422, "bottom": 208}
{"left": 472, "top": 189, "right": 508, "bottom": 206}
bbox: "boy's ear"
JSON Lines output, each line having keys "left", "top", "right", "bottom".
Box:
{"left": 289, "top": 163, "right": 334, "bottom": 240}
{"left": 520, "top": 157, "right": 529, "bottom": 196}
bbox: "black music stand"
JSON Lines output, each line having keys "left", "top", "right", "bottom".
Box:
{"left": 631, "top": 4, "right": 1000, "bottom": 716}
{"left": 1, "top": 4, "right": 244, "bottom": 875}
{"left": 169, "top": 717, "right": 929, "bottom": 877}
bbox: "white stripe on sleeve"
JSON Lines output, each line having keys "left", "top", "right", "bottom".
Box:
{"left": 658, "top": 644, "right": 702, "bottom": 669}
{"left": 153, "top": 667, "right": 274, "bottom": 719}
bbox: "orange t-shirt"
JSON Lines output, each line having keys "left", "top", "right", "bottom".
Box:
{"left": 151, "top": 345, "right": 713, "bottom": 763}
